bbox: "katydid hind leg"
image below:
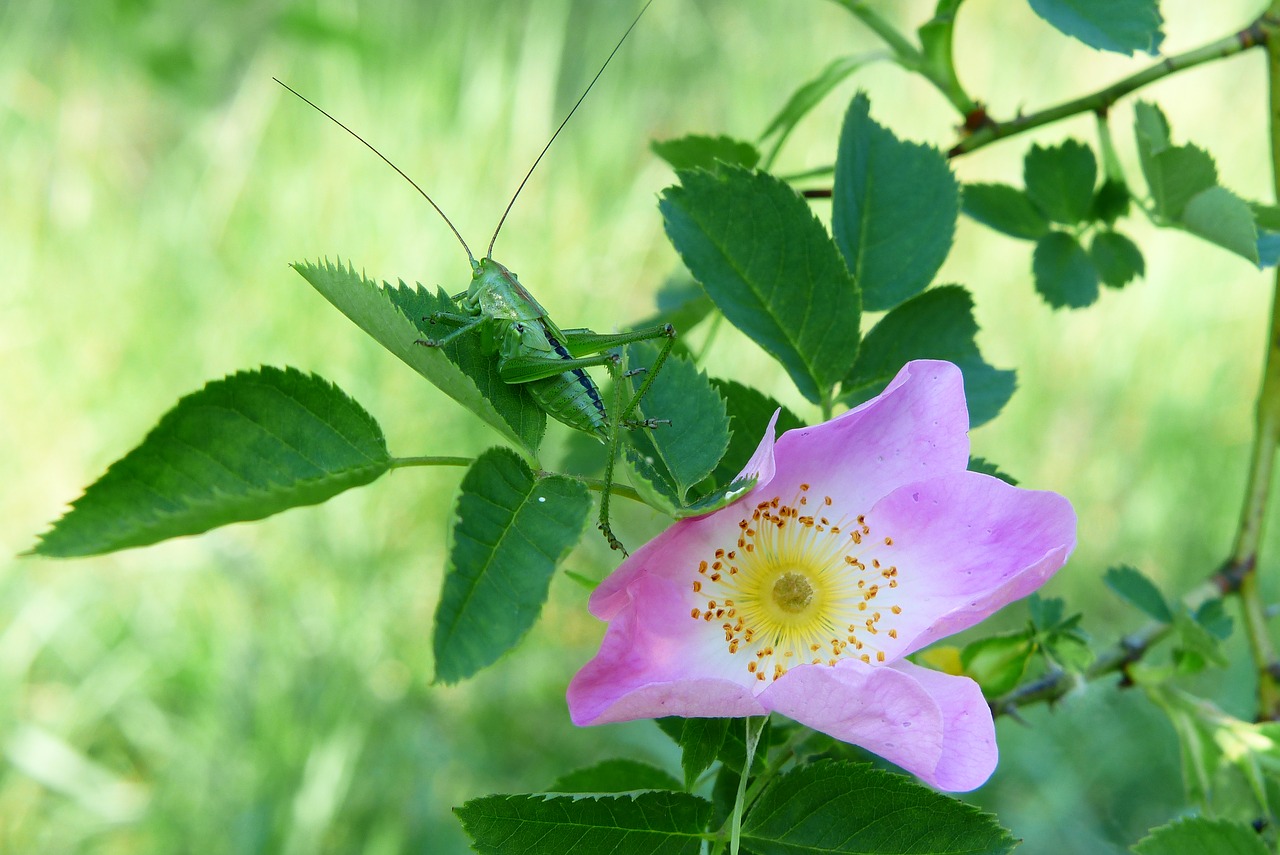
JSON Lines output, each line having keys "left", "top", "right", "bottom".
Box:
{"left": 595, "top": 323, "right": 678, "bottom": 553}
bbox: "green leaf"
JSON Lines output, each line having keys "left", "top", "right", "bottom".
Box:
{"left": 661, "top": 167, "right": 861, "bottom": 404}
{"left": 1251, "top": 202, "right": 1280, "bottom": 231}
{"left": 833, "top": 93, "right": 958, "bottom": 311}
{"left": 715, "top": 716, "right": 772, "bottom": 776}
{"left": 1023, "top": 140, "right": 1098, "bottom": 225}
{"left": 1090, "top": 230, "right": 1145, "bottom": 288}
{"left": 741, "top": 760, "right": 1016, "bottom": 854}
{"left": 1028, "top": 593, "right": 1066, "bottom": 630}
{"left": 1193, "top": 599, "right": 1233, "bottom": 640}
{"left": 622, "top": 442, "right": 682, "bottom": 516}
{"left": 841, "top": 285, "right": 1016, "bottom": 427}
{"left": 676, "top": 475, "right": 758, "bottom": 519}
{"left": 709, "top": 379, "right": 805, "bottom": 489}
{"left": 961, "top": 182, "right": 1051, "bottom": 240}
{"left": 759, "top": 55, "right": 865, "bottom": 165}
{"left": 1092, "top": 178, "right": 1132, "bottom": 223}
{"left": 1132, "top": 817, "right": 1269, "bottom": 855}
{"left": 455, "top": 791, "right": 712, "bottom": 855}
{"left": 1029, "top": 0, "right": 1163, "bottom": 55}
{"left": 1180, "top": 186, "right": 1260, "bottom": 263}
{"left": 665, "top": 717, "right": 731, "bottom": 790}
{"left": 1104, "top": 565, "right": 1173, "bottom": 622}
{"left": 1133, "top": 104, "right": 1218, "bottom": 221}
{"left": 1043, "top": 632, "right": 1095, "bottom": 672}
{"left": 1133, "top": 101, "right": 1171, "bottom": 158}
{"left": 433, "top": 448, "right": 590, "bottom": 683}
{"left": 548, "top": 760, "right": 683, "bottom": 794}
{"left": 968, "top": 456, "right": 1018, "bottom": 486}
{"left": 652, "top": 134, "right": 761, "bottom": 172}
{"left": 961, "top": 631, "right": 1035, "bottom": 696}
{"left": 293, "top": 260, "right": 545, "bottom": 459}
{"left": 659, "top": 716, "right": 770, "bottom": 778}
{"left": 32, "top": 367, "right": 390, "bottom": 557}
{"left": 625, "top": 342, "right": 730, "bottom": 504}
{"left": 1033, "top": 232, "right": 1100, "bottom": 309}
{"left": 1172, "top": 611, "right": 1229, "bottom": 670}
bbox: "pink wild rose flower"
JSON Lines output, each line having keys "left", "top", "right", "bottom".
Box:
{"left": 567, "top": 360, "right": 1076, "bottom": 792}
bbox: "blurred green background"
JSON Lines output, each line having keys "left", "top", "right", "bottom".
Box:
{"left": 2, "top": 0, "right": 1275, "bottom": 851}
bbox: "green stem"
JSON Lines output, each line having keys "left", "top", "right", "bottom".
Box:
{"left": 1229, "top": 6, "right": 1280, "bottom": 720}
{"left": 949, "top": 17, "right": 1271, "bottom": 157}
{"left": 567, "top": 476, "right": 646, "bottom": 506}
{"left": 730, "top": 716, "right": 768, "bottom": 855}
{"left": 917, "top": 0, "right": 977, "bottom": 114}
{"left": 388, "top": 455, "right": 473, "bottom": 469}
{"left": 1093, "top": 113, "right": 1124, "bottom": 183}
{"left": 827, "top": 0, "right": 923, "bottom": 66}
{"left": 991, "top": 577, "right": 1225, "bottom": 715}
{"left": 828, "top": 0, "right": 975, "bottom": 114}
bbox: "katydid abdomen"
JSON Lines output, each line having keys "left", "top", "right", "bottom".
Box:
{"left": 527, "top": 360, "right": 610, "bottom": 441}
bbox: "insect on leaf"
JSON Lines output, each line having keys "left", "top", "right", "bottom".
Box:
{"left": 294, "top": 260, "right": 546, "bottom": 460}
{"left": 32, "top": 367, "right": 391, "bottom": 557}
{"left": 625, "top": 341, "right": 729, "bottom": 505}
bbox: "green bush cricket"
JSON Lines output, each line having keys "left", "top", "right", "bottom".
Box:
{"left": 276, "top": 2, "right": 674, "bottom": 553}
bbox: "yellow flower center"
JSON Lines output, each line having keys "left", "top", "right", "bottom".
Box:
{"left": 689, "top": 483, "right": 906, "bottom": 684}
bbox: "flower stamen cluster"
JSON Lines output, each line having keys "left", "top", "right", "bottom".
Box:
{"left": 690, "top": 483, "right": 906, "bottom": 683}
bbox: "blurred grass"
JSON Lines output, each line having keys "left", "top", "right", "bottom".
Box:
{"left": 2, "top": 0, "right": 1276, "bottom": 852}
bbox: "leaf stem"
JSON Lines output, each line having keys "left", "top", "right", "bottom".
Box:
{"left": 990, "top": 577, "right": 1226, "bottom": 715}
{"left": 827, "top": 0, "right": 922, "bottom": 67}
{"left": 729, "top": 716, "right": 767, "bottom": 855}
{"left": 827, "top": 0, "right": 974, "bottom": 113}
{"left": 388, "top": 455, "right": 474, "bottom": 469}
{"left": 949, "top": 16, "right": 1272, "bottom": 157}
{"left": 559, "top": 474, "right": 647, "bottom": 506}
{"left": 1227, "top": 6, "right": 1280, "bottom": 720}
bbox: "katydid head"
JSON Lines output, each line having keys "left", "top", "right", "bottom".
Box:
{"left": 464, "top": 257, "right": 547, "bottom": 320}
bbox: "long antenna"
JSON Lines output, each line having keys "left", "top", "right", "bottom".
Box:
{"left": 273, "top": 77, "right": 478, "bottom": 267}
{"left": 486, "top": 0, "right": 654, "bottom": 259}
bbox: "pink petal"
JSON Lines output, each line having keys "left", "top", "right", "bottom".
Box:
{"left": 568, "top": 574, "right": 767, "bottom": 725}
{"left": 588, "top": 410, "right": 782, "bottom": 620}
{"left": 890, "top": 660, "right": 997, "bottom": 792}
{"left": 759, "top": 660, "right": 997, "bottom": 791}
{"left": 759, "top": 661, "right": 946, "bottom": 785}
{"left": 733, "top": 408, "right": 780, "bottom": 486}
{"left": 764, "top": 360, "right": 971, "bottom": 513}
{"left": 858, "top": 471, "right": 1076, "bottom": 656}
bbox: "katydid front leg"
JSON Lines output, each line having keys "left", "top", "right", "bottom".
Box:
{"left": 413, "top": 311, "right": 486, "bottom": 348}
